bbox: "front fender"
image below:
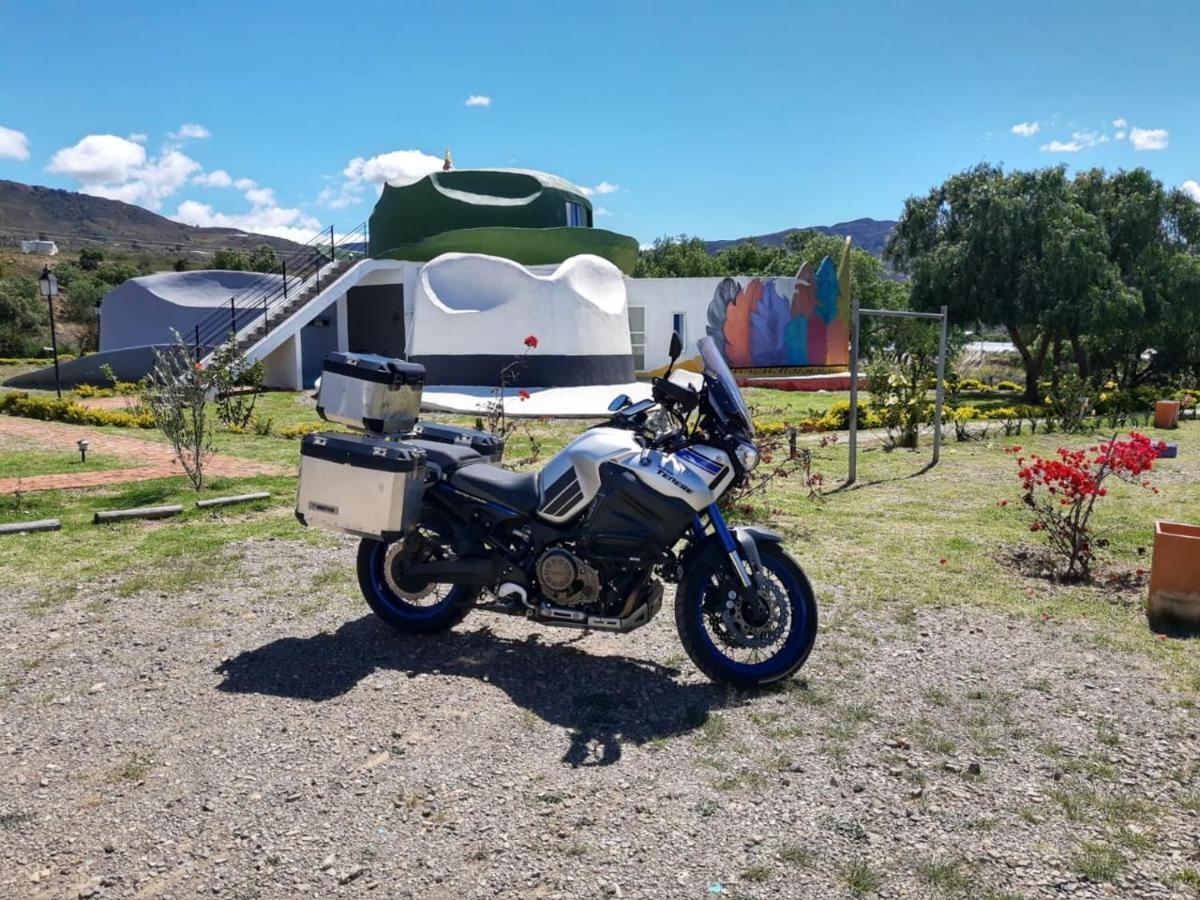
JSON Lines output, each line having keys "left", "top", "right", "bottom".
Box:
{"left": 681, "top": 525, "right": 784, "bottom": 575}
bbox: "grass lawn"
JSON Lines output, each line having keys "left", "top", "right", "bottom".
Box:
{"left": 0, "top": 448, "right": 134, "bottom": 479}
{"left": 1, "top": 389, "right": 1197, "bottom": 694}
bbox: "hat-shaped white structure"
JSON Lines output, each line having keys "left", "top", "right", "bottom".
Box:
{"left": 411, "top": 252, "right": 648, "bottom": 416}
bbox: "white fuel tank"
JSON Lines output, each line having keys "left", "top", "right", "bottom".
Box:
{"left": 536, "top": 428, "right": 735, "bottom": 523}
{"left": 536, "top": 428, "right": 642, "bottom": 523}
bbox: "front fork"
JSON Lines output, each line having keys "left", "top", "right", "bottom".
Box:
{"left": 692, "top": 504, "right": 763, "bottom": 590}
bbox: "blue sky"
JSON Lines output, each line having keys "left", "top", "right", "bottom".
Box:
{"left": 1, "top": 0, "right": 1196, "bottom": 244}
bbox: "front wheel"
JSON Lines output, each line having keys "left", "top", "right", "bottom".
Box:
{"left": 675, "top": 542, "right": 817, "bottom": 688}
{"left": 356, "top": 532, "right": 477, "bottom": 634}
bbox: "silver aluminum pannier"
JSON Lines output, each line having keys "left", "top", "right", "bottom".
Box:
{"left": 316, "top": 352, "right": 425, "bottom": 434}
{"left": 296, "top": 432, "right": 426, "bottom": 540}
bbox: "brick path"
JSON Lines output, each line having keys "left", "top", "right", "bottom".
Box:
{"left": 0, "top": 415, "right": 289, "bottom": 494}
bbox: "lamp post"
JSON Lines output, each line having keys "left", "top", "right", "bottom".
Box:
{"left": 38, "top": 266, "right": 62, "bottom": 399}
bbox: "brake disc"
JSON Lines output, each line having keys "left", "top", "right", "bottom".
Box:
{"left": 383, "top": 536, "right": 440, "bottom": 601}
{"left": 711, "top": 577, "right": 790, "bottom": 650}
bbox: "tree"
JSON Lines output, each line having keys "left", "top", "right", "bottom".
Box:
{"left": 78, "top": 247, "right": 104, "bottom": 270}
{"left": 61, "top": 276, "right": 106, "bottom": 322}
{"left": 140, "top": 332, "right": 214, "bottom": 491}
{"left": 885, "top": 165, "right": 1126, "bottom": 402}
{"left": 173, "top": 257, "right": 191, "bottom": 272}
{"left": 247, "top": 244, "right": 278, "bottom": 273}
{"left": 212, "top": 248, "right": 250, "bottom": 271}
{"left": 0, "top": 276, "right": 46, "bottom": 356}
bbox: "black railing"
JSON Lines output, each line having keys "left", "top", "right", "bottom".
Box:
{"left": 191, "top": 222, "right": 368, "bottom": 360}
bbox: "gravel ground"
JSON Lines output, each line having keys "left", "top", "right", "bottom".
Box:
{"left": 1, "top": 534, "right": 1197, "bottom": 899}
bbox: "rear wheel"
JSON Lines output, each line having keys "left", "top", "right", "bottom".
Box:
{"left": 675, "top": 542, "right": 817, "bottom": 688}
{"left": 356, "top": 528, "right": 477, "bottom": 634}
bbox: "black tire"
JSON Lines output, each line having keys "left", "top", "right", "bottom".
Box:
{"left": 356, "top": 537, "right": 476, "bottom": 634}
{"left": 675, "top": 542, "right": 818, "bottom": 689}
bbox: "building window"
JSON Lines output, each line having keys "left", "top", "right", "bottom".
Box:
{"left": 671, "top": 312, "right": 687, "bottom": 346}
{"left": 628, "top": 306, "right": 646, "bottom": 371}
{"left": 565, "top": 200, "right": 585, "bottom": 227}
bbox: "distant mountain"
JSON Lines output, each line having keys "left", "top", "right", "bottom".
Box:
{"left": 705, "top": 217, "right": 897, "bottom": 258}
{"left": 0, "top": 180, "right": 303, "bottom": 256}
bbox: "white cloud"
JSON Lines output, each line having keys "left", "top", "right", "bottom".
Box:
{"left": 0, "top": 125, "right": 30, "bottom": 160}
{"left": 172, "top": 192, "right": 321, "bottom": 243}
{"left": 1112, "top": 117, "right": 1128, "bottom": 129}
{"left": 128, "top": 132, "right": 148, "bottom": 144}
{"left": 1115, "top": 130, "right": 1127, "bottom": 140}
{"left": 1182, "top": 180, "right": 1200, "bottom": 203}
{"left": 594, "top": 206, "right": 611, "bottom": 217}
{"left": 1129, "top": 127, "right": 1168, "bottom": 151}
{"left": 1011, "top": 121, "right": 1040, "bottom": 137}
{"left": 193, "top": 169, "right": 233, "bottom": 188}
{"left": 579, "top": 181, "right": 619, "bottom": 198}
{"left": 464, "top": 95, "right": 491, "bottom": 107}
{"left": 48, "top": 134, "right": 146, "bottom": 183}
{"left": 171, "top": 123, "right": 211, "bottom": 140}
{"left": 48, "top": 134, "right": 202, "bottom": 210}
{"left": 1039, "top": 140, "right": 1083, "bottom": 153}
{"left": 233, "top": 177, "right": 257, "bottom": 191}
{"left": 343, "top": 148, "right": 443, "bottom": 187}
{"left": 244, "top": 186, "right": 276, "bottom": 207}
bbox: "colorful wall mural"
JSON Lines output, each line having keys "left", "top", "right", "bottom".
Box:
{"left": 705, "top": 241, "right": 852, "bottom": 370}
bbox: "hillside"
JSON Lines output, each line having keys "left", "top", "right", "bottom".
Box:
{"left": 705, "top": 217, "right": 896, "bottom": 257}
{"left": 0, "top": 180, "right": 303, "bottom": 257}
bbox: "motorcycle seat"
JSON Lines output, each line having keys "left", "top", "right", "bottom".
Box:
{"left": 404, "top": 439, "right": 483, "bottom": 476}
{"left": 449, "top": 464, "right": 541, "bottom": 513}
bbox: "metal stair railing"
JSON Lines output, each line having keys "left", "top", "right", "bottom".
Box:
{"left": 191, "top": 222, "right": 369, "bottom": 361}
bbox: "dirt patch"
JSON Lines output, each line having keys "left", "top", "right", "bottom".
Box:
{"left": 0, "top": 536, "right": 1197, "bottom": 898}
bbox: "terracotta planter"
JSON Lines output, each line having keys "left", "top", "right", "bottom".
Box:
{"left": 1154, "top": 400, "right": 1180, "bottom": 429}
{"left": 1147, "top": 520, "right": 1200, "bottom": 629}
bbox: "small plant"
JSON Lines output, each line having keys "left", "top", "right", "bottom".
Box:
{"left": 482, "top": 335, "right": 538, "bottom": 436}
{"left": 1071, "top": 841, "right": 1125, "bottom": 882}
{"left": 1008, "top": 432, "right": 1164, "bottom": 579}
{"left": 208, "top": 336, "right": 264, "bottom": 429}
{"left": 250, "top": 414, "right": 274, "bottom": 436}
{"left": 841, "top": 858, "right": 882, "bottom": 897}
{"left": 140, "top": 332, "right": 213, "bottom": 490}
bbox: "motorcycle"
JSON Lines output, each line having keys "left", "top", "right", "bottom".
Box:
{"left": 349, "top": 334, "right": 818, "bottom": 688}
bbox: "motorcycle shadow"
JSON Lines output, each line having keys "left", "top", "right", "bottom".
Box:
{"left": 215, "top": 616, "right": 730, "bottom": 766}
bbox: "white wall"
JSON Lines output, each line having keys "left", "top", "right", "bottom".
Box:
{"left": 625, "top": 277, "right": 738, "bottom": 371}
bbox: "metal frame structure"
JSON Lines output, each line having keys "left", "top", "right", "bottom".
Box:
{"left": 846, "top": 298, "right": 949, "bottom": 486}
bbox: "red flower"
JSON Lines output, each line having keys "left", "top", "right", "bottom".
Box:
{"left": 523, "top": 335, "right": 539, "bottom": 349}
{"left": 517, "top": 389, "right": 531, "bottom": 401}
{"left": 939, "top": 558, "right": 947, "bottom": 566}
{"left": 997, "top": 499, "right": 1009, "bottom": 507}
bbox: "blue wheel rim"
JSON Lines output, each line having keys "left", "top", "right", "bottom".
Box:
{"left": 693, "top": 553, "right": 812, "bottom": 680}
{"left": 366, "top": 539, "right": 458, "bottom": 620}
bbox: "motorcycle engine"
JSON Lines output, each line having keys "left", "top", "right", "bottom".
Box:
{"left": 535, "top": 547, "right": 601, "bottom": 607}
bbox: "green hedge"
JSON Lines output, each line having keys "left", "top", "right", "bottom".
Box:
{"left": 0, "top": 391, "right": 154, "bottom": 428}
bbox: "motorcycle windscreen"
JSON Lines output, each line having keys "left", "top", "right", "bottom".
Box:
{"left": 698, "top": 336, "right": 754, "bottom": 437}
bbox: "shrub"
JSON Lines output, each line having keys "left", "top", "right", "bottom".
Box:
{"left": 139, "top": 334, "right": 214, "bottom": 490}
{"left": 278, "top": 421, "right": 325, "bottom": 439}
{"left": 995, "top": 380, "right": 1021, "bottom": 392}
{"left": 1007, "top": 432, "right": 1165, "bottom": 579}
{"left": 0, "top": 390, "right": 154, "bottom": 428}
{"left": 958, "top": 377, "right": 989, "bottom": 392}
{"left": 208, "top": 339, "right": 264, "bottom": 429}
{"left": 950, "top": 405, "right": 979, "bottom": 441}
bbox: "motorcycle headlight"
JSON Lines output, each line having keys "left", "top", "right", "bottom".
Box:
{"left": 735, "top": 442, "right": 760, "bottom": 472}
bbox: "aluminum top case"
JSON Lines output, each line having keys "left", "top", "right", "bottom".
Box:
{"left": 296, "top": 432, "right": 427, "bottom": 541}
{"left": 317, "top": 352, "right": 425, "bottom": 435}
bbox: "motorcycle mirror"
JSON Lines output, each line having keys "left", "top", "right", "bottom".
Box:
{"left": 608, "top": 394, "right": 631, "bottom": 412}
{"left": 669, "top": 331, "right": 683, "bottom": 362}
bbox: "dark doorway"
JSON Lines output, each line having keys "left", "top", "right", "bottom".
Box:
{"left": 346, "top": 283, "right": 405, "bottom": 357}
